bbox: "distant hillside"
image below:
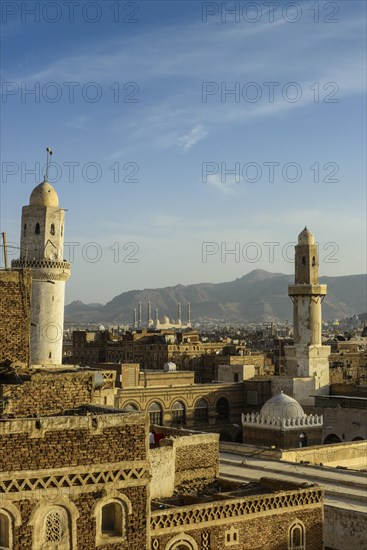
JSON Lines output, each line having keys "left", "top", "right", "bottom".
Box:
{"left": 65, "top": 270, "right": 367, "bottom": 325}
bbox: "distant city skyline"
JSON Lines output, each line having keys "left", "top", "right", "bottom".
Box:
{"left": 1, "top": 1, "right": 366, "bottom": 304}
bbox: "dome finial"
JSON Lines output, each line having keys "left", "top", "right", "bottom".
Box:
{"left": 45, "top": 147, "right": 53, "bottom": 182}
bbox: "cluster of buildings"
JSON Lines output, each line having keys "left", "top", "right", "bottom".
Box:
{"left": 0, "top": 178, "right": 366, "bottom": 548}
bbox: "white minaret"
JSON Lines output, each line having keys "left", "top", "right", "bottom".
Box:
{"left": 12, "top": 175, "right": 70, "bottom": 366}
{"left": 177, "top": 302, "right": 181, "bottom": 325}
{"left": 284, "top": 227, "right": 330, "bottom": 394}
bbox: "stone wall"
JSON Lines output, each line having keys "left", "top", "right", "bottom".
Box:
{"left": 324, "top": 506, "right": 367, "bottom": 550}
{"left": 0, "top": 371, "right": 95, "bottom": 417}
{"left": 280, "top": 440, "right": 367, "bottom": 466}
{"left": 149, "top": 446, "right": 175, "bottom": 499}
{"left": 151, "top": 487, "right": 323, "bottom": 550}
{"left": 159, "top": 431, "right": 219, "bottom": 485}
{"left": 0, "top": 270, "right": 31, "bottom": 364}
{"left": 221, "top": 440, "right": 367, "bottom": 467}
{"left": 0, "top": 412, "right": 148, "bottom": 469}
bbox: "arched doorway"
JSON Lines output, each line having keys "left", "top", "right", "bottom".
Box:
{"left": 216, "top": 397, "right": 229, "bottom": 423}
{"left": 171, "top": 401, "right": 186, "bottom": 426}
{"left": 165, "top": 533, "right": 198, "bottom": 550}
{"left": 148, "top": 402, "right": 163, "bottom": 426}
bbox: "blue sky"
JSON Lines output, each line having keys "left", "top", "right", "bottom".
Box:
{"left": 1, "top": 0, "right": 366, "bottom": 304}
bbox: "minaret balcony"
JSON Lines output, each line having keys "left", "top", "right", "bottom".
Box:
{"left": 11, "top": 258, "right": 71, "bottom": 271}
{"left": 288, "top": 284, "right": 327, "bottom": 297}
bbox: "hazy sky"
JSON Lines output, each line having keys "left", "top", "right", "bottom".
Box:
{"left": 1, "top": 1, "right": 366, "bottom": 305}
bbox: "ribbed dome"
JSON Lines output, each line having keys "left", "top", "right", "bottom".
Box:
{"left": 30, "top": 180, "right": 59, "bottom": 207}
{"left": 260, "top": 391, "right": 305, "bottom": 420}
{"left": 298, "top": 226, "right": 314, "bottom": 245}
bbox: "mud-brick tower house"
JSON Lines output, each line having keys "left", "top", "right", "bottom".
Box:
{"left": 12, "top": 174, "right": 70, "bottom": 365}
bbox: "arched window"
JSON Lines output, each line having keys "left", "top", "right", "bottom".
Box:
{"left": 194, "top": 398, "right": 208, "bottom": 424}
{"left": 301, "top": 256, "right": 306, "bottom": 266}
{"left": 23, "top": 223, "right": 27, "bottom": 236}
{"left": 101, "top": 502, "right": 124, "bottom": 537}
{"left": 312, "top": 256, "right": 316, "bottom": 267}
{"left": 41, "top": 506, "right": 71, "bottom": 549}
{"left": 35, "top": 223, "right": 40, "bottom": 235}
{"left": 299, "top": 432, "right": 307, "bottom": 448}
{"left": 148, "top": 402, "right": 163, "bottom": 425}
{"left": 93, "top": 494, "right": 131, "bottom": 546}
{"left": 50, "top": 223, "right": 55, "bottom": 236}
{"left": 122, "top": 402, "right": 139, "bottom": 412}
{"left": 216, "top": 397, "right": 229, "bottom": 422}
{"left": 289, "top": 520, "right": 305, "bottom": 549}
{"left": 171, "top": 401, "right": 185, "bottom": 426}
{"left": 61, "top": 226, "right": 63, "bottom": 237}
{"left": 0, "top": 511, "right": 11, "bottom": 549}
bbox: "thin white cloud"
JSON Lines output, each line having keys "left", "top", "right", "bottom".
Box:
{"left": 177, "top": 125, "right": 208, "bottom": 151}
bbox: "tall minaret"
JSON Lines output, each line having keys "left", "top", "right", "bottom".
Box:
{"left": 177, "top": 302, "right": 181, "bottom": 325}
{"left": 12, "top": 175, "right": 71, "bottom": 365}
{"left": 285, "top": 227, "right": 330, "bottom": 394}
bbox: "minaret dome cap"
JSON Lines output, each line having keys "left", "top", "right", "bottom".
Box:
{"left": 298, "top": 226, "right": 315, "bottom": 245}
{"left": 29, "top": 180, "right": 59, "bottom": 207}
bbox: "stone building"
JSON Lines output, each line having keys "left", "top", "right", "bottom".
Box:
{"left": 329, "top": 339, "right": 367, "bottom": 383}
{"left": 110, "top": 364, "right": 245, "bottom": 442}
{"left": 242, "top": 391, "right": 323, "bottom": 448}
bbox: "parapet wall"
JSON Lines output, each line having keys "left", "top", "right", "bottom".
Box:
{"left": 0, "top": 411, "right": 149, "bottom": 472}
{"left": 324, "top": 506, "right": 367, "bottom": 550}
{"left": 280, "top": 440, "right": 367, "bottom": 465}
{"left": 220, "top": 440, "right": 367, "bottom": 467}
{"left": 150, "top": 428, "right": 219, "bottom": 497}
{"left": 0, "top": 371, "right": 95, "bottom": 417}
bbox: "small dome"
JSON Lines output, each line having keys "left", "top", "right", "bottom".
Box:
{"left": 298, "top": 226, "right": 314, "bottom": 245}
{"left": 162, "top": 315, "right": 170, "bottom": 324}
{"left": 260, "top": 391, "right": 305, "bottom": 420}
{"left": 30, "top": 180, "right": 59, "bottom": 207}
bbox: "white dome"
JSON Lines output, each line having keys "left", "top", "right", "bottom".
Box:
{"left": 260, "top": 391, "right": 305, "bottom": 420}
{"left": 298, "top": 226, "right": 314, "bottom": 245}
{"left": 30, "top": 180, "right": 59, "bottom": 207}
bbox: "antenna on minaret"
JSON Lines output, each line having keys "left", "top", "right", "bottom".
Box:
{"left": 45, "top": 147, "right": 53, "bottom": 181}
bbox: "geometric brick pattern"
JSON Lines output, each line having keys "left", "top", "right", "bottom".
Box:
{"left": 0, "top": 463, "right": 147, "bottom": 495}
{"left": 151, "top": 488, "right": 323, "bottom": 532}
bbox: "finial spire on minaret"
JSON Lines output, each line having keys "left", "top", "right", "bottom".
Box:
{"left": 45, "top": 147, "right": 53, "bottom": 181}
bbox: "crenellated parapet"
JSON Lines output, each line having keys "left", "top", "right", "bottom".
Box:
{"left": 241, "top": 412, "right": 323, "bottom": 430}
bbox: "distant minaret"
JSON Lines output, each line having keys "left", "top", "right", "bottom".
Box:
{"left": 285, "top": 227, "right": 330, "bottom": 395}
{"left": 133, "top": 308, "right": 137, "bottom": 328}
{"left": 155, "top": 308, "right": 159, "bottom": 324}
{"left": 147, "top": 301, "right": 153, "bottom": 327}
{"left": 138, "top": 302, "right": 142, "bottom": 328}
{"left": 177, "top": 302, "right": 181, "bottom": 325}
{"left": 187, "top": 302, "right": 191, "bottom": 326}
{"left": 12, "top": 150, "right": 71, "bottom": 365}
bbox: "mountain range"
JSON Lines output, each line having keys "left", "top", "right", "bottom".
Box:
{"left": 64, "top": 270, "right": 366, "bottom": 325}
